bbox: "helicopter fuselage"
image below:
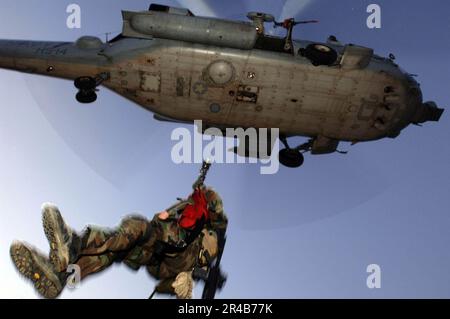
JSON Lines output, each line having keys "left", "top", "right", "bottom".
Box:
{"left": 0, "top": 9, "right": 443, "bottom": 156}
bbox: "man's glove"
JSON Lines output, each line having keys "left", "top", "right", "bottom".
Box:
{"left": 178, "top": 189, "right": 209, "bottom": 230}
{"left": 172, "top": 271, "right": 194, "bottom": 299}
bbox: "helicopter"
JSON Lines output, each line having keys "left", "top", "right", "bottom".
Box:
{"left": 0, "top": 3, "right": 444, "bottom": 168}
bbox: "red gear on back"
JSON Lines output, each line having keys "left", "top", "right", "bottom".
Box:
{"left": 179, "top": 189, "right": 210, "bottom": 230}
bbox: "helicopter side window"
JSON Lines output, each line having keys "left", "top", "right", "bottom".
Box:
{"left": 254, "top": 35, "right": 288, "bottom": 53}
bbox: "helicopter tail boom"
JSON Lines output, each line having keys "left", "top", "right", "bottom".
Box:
{"left": 0, "top": 39, "right": 103, "bottom": 80}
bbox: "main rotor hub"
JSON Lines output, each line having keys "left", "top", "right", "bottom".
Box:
{"left": 247, "top": 12, "right": 275, "bottom": 34}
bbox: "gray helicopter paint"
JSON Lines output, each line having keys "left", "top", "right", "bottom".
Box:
{"left": 100, "top": 37, "right": 419, "bottom": 142}
{"left": 0, "top": 9, "right": 442, "bottom": 154}
{"left": 122, "top": 10, "right": 258, "bottom": 50}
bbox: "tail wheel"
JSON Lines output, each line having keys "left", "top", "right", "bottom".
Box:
{"left": 76, "top": 91, "right": 97, "bottom": 104}
{"left": 302, "top": 43, "right": 338, "bottom": 66}
{"left": 75, "top": 76, "right": 97, "bottom": 104}
{"left": 74, "top": 76, "right": 96, "bottom": 90}
{"left": 74, "top": 73, "right": 109, "bottom": 104}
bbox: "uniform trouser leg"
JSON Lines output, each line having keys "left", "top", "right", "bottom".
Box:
{"left": 73, "top": 216, "right": 152, "bottom": 279}
{"left": 75, "top": 254, "right": 116, "bottom": 280}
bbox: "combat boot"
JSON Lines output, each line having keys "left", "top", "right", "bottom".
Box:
{"left": 10, "top": 241, "right": 64, "bottom": 299}
{"left": 41, "top": 203, "right": 80, "bottom": 272}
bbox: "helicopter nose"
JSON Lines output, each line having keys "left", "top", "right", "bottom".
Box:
{"left": 401, "top": 73, "right": 444, "bottom": 125}
{"left": 412, "top": 101, "right": 444, "bottom": 124}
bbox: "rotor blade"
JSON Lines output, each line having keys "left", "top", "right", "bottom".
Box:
{"left": 176, "top": 0, "right": 217, "bottom": 17}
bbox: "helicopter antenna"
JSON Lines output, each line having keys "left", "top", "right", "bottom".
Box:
{"left": 105, "top": 32, "right": 112, "bottom": 43}
{"left": 92, "top": 30, "right": 122, "bottom": 43}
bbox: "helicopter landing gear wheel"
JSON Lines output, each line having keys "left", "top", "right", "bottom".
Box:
{"left": 76, "top": 91, "right": 97, "bottom": 104}
{"left": 74, "top": 76, "right": 96, "bottom": 90}
{"left": 279, "top": 148, "right": 304, "bottom": 168}
{"left": 74, "top": 73, "right": 109, "bottom": 104}
{"left": 278, "top": 136, "right": 313, "bottom": 168}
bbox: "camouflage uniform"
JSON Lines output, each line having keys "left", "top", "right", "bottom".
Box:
{"left": 66, "top": 187, "right": 227, "bottom": 294}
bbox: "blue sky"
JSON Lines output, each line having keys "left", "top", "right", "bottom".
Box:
{"left": 0, "top": 0, "right": 449, "bottom": 298}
